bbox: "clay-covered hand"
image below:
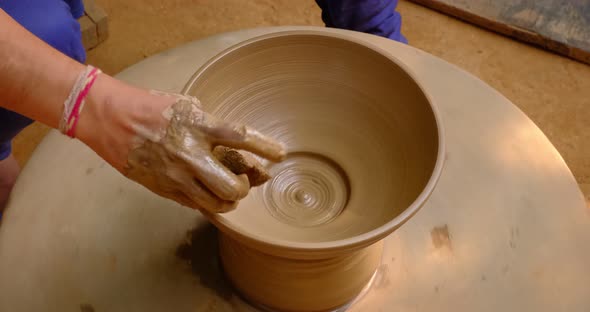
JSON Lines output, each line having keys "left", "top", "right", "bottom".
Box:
{"left": 122, "top": 91, "right": 286, "bottom": 213}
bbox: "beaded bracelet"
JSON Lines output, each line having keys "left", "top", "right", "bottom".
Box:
{"left": 59, "top": 65, "right": 102, "bottom": 138}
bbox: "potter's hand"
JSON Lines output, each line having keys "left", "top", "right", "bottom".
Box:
{"left": 80, "top": 76, "right": 285, "bottom": 213}
{"left": 126, "top": 91, "right": 285, "bottom": 213}
{"left": 0, "top": 11, "right": 284, "bottom": 213}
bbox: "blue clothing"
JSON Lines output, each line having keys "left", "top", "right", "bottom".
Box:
{"left": 0, "top": 0, "right": 86, "bottom": 160}
{"left": 315, "top": 0, "right": 407, "bottom": 43}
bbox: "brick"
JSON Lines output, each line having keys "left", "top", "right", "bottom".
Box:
{"left": 83, "top": 0, "right": 109, "bottom": 42}
{"left": 79, "top": 15, "right": 98, "bottom": 50}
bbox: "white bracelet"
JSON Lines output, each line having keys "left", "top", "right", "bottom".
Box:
{"left": 59, "top": 65, "right": 102, "bottom": 138}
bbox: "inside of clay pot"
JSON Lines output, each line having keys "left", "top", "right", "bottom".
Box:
{"left": 185, "top": 32, "right": 440, "bottom": 244}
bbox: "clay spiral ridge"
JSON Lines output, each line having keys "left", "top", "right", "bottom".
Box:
{"left": 263, "top": 153, "right": 349, "bottom": 227}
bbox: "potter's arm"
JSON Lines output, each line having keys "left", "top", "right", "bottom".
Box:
{"left": 0, "top": 9, "right": 285, "bottom": 213}
{"left": 0, "top": 9, "right": 85, "bottom": 132}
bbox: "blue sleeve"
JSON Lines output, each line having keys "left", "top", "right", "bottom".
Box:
{"left": 0, "top": 0, "right": 86, "bottom": 63}
{"left": 63, "top": 0, "right": 85, "bottom": 19}
{"left": 316, "top": 0, "right": 408, "bottom": 44}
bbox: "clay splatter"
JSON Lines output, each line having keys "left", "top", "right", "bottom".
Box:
{"left": 532, "top": 268, "right": 545, "bottom": 280}
{"left": 176, "top": 222, "right": 233, "bottom": 300}
{"left": 502, "top": 265, "right": 510, "bottom": 274}
{"left": 509, "top": 227, "right": 519, "bottom": 249}
{"left": 109, "top": 253, "right": 117, "bottom": 272}
{"left": 431, "top": 224, "right": 452, "bottom": 250}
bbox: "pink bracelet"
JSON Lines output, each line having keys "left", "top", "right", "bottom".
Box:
{"left": 59, "top": 65, "right": 102, "bottom": 138}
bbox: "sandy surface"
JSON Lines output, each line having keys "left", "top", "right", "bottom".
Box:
{"left": 11, "top": 0, "right": 589, "bottom": 206}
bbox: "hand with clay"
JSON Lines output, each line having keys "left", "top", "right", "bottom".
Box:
{"left": 112, "top": 89, "right": 285, "bottom": 213}
{"left": 0, "top": 9, "right": 285, "bottom": 213}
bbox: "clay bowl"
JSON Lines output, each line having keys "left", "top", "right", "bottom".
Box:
{"left": 183, "top": 30, "right": 444, "bottom": 311}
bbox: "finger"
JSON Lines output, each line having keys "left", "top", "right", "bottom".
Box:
{"left": 176, "top": 176, "right": 238, "bottom": 213}
{"left": 202, "top": 118, "right": 286, "bottom": 162}
{"left": 171, "top": 146, "right": 251, "bottom": 201}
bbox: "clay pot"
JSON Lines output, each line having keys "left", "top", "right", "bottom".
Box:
{"left": 183, "top": 30, "right": 444, "bottom": 311}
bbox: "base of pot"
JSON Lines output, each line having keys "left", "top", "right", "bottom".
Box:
{"left": 219, "top": 233, "right": 384, "bottom": 312}
{"left": 235, "top": 262, "right": 379, "bottom": 312}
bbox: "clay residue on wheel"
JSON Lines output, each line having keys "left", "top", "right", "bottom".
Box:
{"left": 176, "top": 222, "right": 235, "bottom": 300}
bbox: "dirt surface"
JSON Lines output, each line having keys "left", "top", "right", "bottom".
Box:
{"left": 11, "top": 0, "right": 589, "bottom": 206}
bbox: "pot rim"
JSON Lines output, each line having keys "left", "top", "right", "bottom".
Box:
{"left": 182, "top": 28, "right": 446, "bottom": 255}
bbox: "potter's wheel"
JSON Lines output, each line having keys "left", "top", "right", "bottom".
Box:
{"left": 1, "top": 27, "right": 589, "bottom": 312}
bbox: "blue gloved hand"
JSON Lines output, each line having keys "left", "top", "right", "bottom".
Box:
{"left": 316, "top": 0, "right": 408, "bottom": 43}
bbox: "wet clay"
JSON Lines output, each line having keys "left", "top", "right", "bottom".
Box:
{"left": 212, "top": 146, "right": 271, "bottom": 187}
{"left": 125, "top": 93, "right": 284, "bottom": 214}
{"left": 183, "top": 31, "right": 443, "bottom": 311}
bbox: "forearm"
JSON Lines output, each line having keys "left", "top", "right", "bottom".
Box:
{"left": 0, "top": 9, "right": 84, "bottom": 129}
{"left": 0, "top": 9, "right": 167, "bottom": 170}
{"left": 0, "top": 8, "right": 284, "bottom": 213}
